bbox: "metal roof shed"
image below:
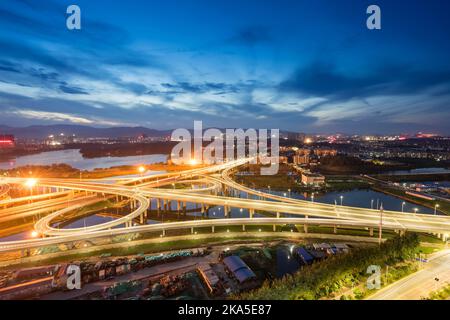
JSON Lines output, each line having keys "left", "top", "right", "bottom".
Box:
{"left": 234, "top": 268, "right": 256, "bottom": 283}
{"left": 223, "top": 256, "right": 248, "bottom": 273}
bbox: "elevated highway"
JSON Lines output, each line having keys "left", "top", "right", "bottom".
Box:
{"left": 0, "top": 158, "right": 448, "bottom": 256}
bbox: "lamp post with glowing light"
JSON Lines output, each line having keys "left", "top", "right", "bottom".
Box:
{"left": 340, "top": 195, "right": 344, "bottom": 206}
{"left": 24, "top": 178, "right": 37, "bottom": 197}
{"left": 138, "top": 166, "right": 146, "bottom": 177}
{"left": 402, "top": 202, "right": 406, "bottom": 213}
{"left": 434, "top": 204, "right": 440, "bottom": 215}
{"left": 378, "top": 203, "right": 384, "bottom": 245}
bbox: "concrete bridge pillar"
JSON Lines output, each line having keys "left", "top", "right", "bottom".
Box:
{"left": 333, "top": 225, "right": 337, "bottom": 234}
{"left": 147, "top": 198, "right": 152, "bottom": 212}
{"left": 177, "top": 201, "right": 181, "bottom": 212}
{"left": 162, "top": 229, "right": 165, "bottom": 237}
{"left": 191, "top": 227, "right": 194, "bottom": 234}
{"left": 201, "top": 203, "right": 205, "bottom": 214}
{"left": 249, "top": 209, "right": 255, "bottom": 219}
{"left": 242, "top": 225, "right": 246, "bottom": 231}
{"left": 140, "top": 214, "right": 144, "bottom": 224}
{"left": 156, "top": 199, "right": 161, "bottom": 210}
{"left": 211, "top": 226, "right": 215, "bottom": 233}
{"left": 369, "top": 228, "right": 374, "bottom": 237}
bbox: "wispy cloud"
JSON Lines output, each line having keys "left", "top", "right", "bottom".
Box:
{"left": 11, "top": 110, "right": 94, "bottom": 124}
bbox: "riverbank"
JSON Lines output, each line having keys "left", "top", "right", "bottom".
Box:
{"left": 371, "top": 185, "right": 450, "bottom": 215}
{"left": 376, "top": 173, "right": 450, "bottom": 182}
{"left": 0, "top": 162, "right": 202, "bottom": 179}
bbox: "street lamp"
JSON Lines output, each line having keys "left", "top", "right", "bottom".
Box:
{"left": 311, "top": 193, "right": 315, "bottom": 203}
{"left": 434, "top": 204, "right": 440, "bottom": 215}
{"left": 371, "top": 199, "right": 374, "bottom": 210}
{"left": 24, "top": 178, "right": 37, "bottom": 189}
{"left": 24, "top": 178, "right": 38, "bottom": 197}
{"left": 30, "top": 230, "right": 39, "bottom": 238}
{"left": 414, "top": 208, "right": 419, "bottom": 215}
{"left": 138, "top": 166, "right": 145, "bottom": 176}
{"left": 402, "top": 202, "right": 406, "bottom": 213}
{"left": 340, "top": 195, "right": 344, "bottom": 206}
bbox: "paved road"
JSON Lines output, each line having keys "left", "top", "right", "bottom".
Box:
{"left": 368, "top": 249, "right": 450, "bottom": 300}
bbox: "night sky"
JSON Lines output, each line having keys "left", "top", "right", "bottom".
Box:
{"left": 1, "top": 0, "right": 450, "bottom": 134}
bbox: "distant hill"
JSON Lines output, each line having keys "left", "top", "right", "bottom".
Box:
{"left": 0, "top": 124, "right": 172, "bottom": 139}
{"left": 0, "top": 124, "right": 305, "bottom": 140}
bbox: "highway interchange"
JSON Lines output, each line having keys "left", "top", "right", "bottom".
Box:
{"left": 0, "top": 158, "right": 449, "bottom": 255}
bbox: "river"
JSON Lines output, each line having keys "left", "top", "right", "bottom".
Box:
{"left": 0, "top": 149, "right": 168, "bottom": 170}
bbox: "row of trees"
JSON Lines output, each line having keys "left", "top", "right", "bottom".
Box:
{"left": 235, "top": 233, "right": 420, "bottom": 300}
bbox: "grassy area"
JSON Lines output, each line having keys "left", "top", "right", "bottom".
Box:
{"left": 235, "top": 164, "right": 298, "bottom": 191}
{"left": 305, "top": 225, "right": 393, "bottom": 239}
{"left": 340, "top": 261, "right": 419, "bottom": 300}
{"left": 0, "top": 163, "right": 204, "bottom": 179}
{"left": 426, "top": 284, "right": 450, "bottom": 300}
{"left": 376, "top": 173, "right": 450, "bottom": 183}
{"left": 415, "top": 246, "right": 441, "bottom": 255}
{"left": 325, "top": 179, "right": 371, "bottom": 192}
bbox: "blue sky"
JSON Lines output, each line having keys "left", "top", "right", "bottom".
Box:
{"left": 0, "top": 0, "right": 449, "bottom": 134}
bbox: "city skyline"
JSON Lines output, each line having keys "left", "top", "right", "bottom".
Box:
{"left": 1, "top": 0, "right": 450, "bottom": 134}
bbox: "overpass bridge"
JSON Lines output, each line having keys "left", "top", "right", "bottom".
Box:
{"left": 0, "top": 158, "right": 448, "bottom": 257}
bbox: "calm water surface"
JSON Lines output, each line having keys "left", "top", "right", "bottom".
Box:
{"left": 0, "top": 149, "right": 168, "bottom": 170}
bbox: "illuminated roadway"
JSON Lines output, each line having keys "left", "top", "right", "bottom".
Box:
{"left": 0, "top": 158, "right": 449, "bottom": 253}
{"left": 367, "top": 249, "right": 450, "bottom": 300}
